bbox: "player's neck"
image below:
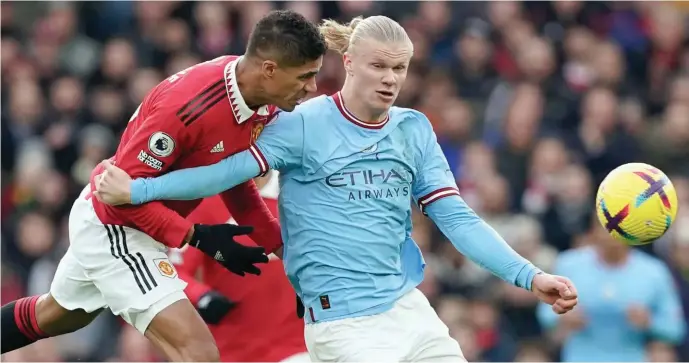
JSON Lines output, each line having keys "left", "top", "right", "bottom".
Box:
{"left": 235, "top": 56, "right": 268, "bottom": 110}
{"left": 340, "top": 85, "right": 388, "bottom": 124}
{"left": 597, "top": 246, "right": 629, "bottom": 266}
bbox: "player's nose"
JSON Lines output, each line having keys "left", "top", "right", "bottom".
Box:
{"left": 381, "top": 71, "right": 396, "bottom": 86}
{"left": 304, "top": 77, "right": 317, "bottom": 93}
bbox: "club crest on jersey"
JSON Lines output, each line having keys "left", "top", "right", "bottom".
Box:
{"left": 153, "top": 258, "right": 177, "bottom": 278}
{"left": 148, "top": 132, "right": 175, "bottom": 157}
{"left": 251, "top": 122, "right": 265, "bottom": 143}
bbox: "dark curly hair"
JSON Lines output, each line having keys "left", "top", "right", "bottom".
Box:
{"left": 246, "top": 10, "right": 327, "bottom": 67}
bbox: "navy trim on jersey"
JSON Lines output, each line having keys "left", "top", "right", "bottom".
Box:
{"left": 177, "top": 79, "right": 226, "bottom": 127}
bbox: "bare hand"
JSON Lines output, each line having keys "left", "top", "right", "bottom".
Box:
{"left": 627, "top": 305, "right": 650, "bottom": 329}
{"left": 531, "top": 273, "right": 579, "bottom": 314}
{"left": 93, "top": 160, "right": 134, "bottom": 206}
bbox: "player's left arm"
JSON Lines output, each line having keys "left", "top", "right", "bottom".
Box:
{"left": 216, "top": 112, "right": 306, "bottom": 254}
{"left": 129, "top": 111, "right": 305, "bottom": 204}
{"left": 648, "top": 263, "right": 686, "bottom": 342}
{"left": 411, "top": 113, "right": 542, "bottom": 290}
{"left": 219, "top": 181, "right": 282, "bottom": 254}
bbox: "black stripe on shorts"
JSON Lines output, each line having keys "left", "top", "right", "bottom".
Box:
{"left": 104, "top": 225, "right": 158, "bottom": 294}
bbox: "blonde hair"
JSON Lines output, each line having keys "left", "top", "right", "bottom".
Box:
{"left": 319, "top": 15, "right": 413, "bottom": 55}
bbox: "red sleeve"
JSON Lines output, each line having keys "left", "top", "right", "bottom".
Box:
{"left": 220, "top": 181, "right": 283, "bottom": 254}
{"left": 110, "top": 105, "right": 193, "bottom": 248}
{"left": 170, "top": 245, "right": 212, "bottom": 305}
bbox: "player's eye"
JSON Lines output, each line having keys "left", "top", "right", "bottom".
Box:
{"left": 299, "top": 72, "right": 318, "bottom": 81}
{"left": 371, "top": 63, "right": 383, "bottom": 69}
{"left": 394, "top": 65, "right": 406, "bottom": 71}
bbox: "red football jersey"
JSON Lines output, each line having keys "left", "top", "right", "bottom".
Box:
{"left": 176, "top": 181, "right": 307, "bottom": 362}
{"left": 88, "top": 55, "right": 282, "bottom": 251}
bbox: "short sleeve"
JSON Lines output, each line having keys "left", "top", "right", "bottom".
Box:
{"left": 115, "top": 104, "right": 189, "bottom": 179}
{"left": 411, "top": 114, "right": 460, "bottom": 214}
{"left": 250, "top": 111, "right": 305, "bottom": 174}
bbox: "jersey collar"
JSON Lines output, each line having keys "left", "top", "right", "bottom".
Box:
{"left": 332, "top": 92, "right": 389, "bottom": 130}
{"left": 224, "top": 56, "right": 270, "bottom": 124}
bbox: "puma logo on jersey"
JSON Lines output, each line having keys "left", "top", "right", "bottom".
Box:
{"left": 211, "top": 141, "right": 224, "bottom": 153}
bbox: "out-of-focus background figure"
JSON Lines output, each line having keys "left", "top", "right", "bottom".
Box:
{"left": 1, "top": 1, "right": 688, "bottom": 361}
{"left": 537, "top": 217, "right": 685, "bottom": 362}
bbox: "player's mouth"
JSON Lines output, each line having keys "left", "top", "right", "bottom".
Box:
{"left": 293, "top": 93, "right": 308, "bottom": 105}
{"left": 376, "top": 90, "right": 395, "bottom": 101}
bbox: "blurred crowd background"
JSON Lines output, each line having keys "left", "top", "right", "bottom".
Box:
{"left": 2, "top": 1, "right": 689, "bottom": 362}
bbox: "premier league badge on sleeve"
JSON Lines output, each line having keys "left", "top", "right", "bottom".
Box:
{"left": 148, "top": 132, "right": 175, "bottom": 157}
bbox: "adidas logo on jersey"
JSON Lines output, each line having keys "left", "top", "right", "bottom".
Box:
{"left": 211, "top": 141, "right": 224, "bottom": 153}
{"left": 214, "top": 251, "right": 225, "bottom": 262}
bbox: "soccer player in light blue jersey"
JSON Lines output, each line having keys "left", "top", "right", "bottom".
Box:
{"left": 537, "top": 222, "right": 685, "bottom": 362}
{"left": 94, "top": 15, "right": 579, "bottom": 362}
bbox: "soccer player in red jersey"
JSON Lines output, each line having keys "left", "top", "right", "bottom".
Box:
{"left": 1, "top": 11, "right": 326, "bottom": 361}
{"left": 180, "top": 172, "right": 309, "bottom": 362}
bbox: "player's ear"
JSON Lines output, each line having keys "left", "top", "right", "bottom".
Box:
{"left": 261, "top": 60, "right": 278, "bottom": 79}
{"left": 343, "top": 53, "right": 353, "bottom": 77}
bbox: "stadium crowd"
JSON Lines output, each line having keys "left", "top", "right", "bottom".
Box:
{"left": 1, "top": 1, "right": 689, "bottom": 361}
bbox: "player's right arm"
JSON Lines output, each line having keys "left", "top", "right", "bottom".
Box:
{"left": 100, "top": 100, "right": 269, "bottom": 274}
{"left": 127, "top": 111, "right": 305, "bottom": 204}
{"left": 108, "top": 102, "right": 195, "bottom": 248}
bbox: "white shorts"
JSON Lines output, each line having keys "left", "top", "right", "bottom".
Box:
{"left": 50, "top": 186, "right": 188, "bottom": 334}
{"left": 281, "top": 352, "right": 311, "bottom": 362}
{"left": 304, "top": 289, "right": 465, "bottom": 362}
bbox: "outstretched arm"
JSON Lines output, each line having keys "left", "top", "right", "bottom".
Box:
{"left": 411, "top": 114, "right": 540, "bottom": 287}
{"left": 412, "top": 114, "right": 577, "bottom": 313}
{"left": 95, "top": 111, "right": 305, "bottom": 205}
{"left": 98, "top": 102, "right": 195, "bottom": 248}
{"left": 131, "top": 148, "right": 262, "bottom": 203}
{"left": 131, "top": 111, "right": 304, "bottom": 204}
{"left": 423, "top": 197, "right": 540, "bottom": 288}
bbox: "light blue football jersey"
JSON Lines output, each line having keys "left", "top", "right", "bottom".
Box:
{"left": 132, "top": 93, "right": 541, "bottom": 323}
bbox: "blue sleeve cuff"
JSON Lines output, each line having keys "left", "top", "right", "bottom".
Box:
{"left": 130, "top": 178, "right": 148, "bottom": 205}
{"left": 516, "top": 264, "right": 543, "bottom": 291}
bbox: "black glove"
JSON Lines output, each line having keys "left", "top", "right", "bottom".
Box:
{"left": 190, "top": 224, "right": 269, "bottom": 276}
{"left": 296, "top": 294, "right": 305, "bottom": 319}
{"left": 196, "top": 290, "right": 236, "bottom": 324}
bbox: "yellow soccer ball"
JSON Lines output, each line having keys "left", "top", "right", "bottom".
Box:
{"left": 595, "top": 163, "right": 678, "bottom": 245}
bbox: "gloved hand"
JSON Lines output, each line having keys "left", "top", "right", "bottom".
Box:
{"left": 190, "top": 224, "right": 269, "bottom": 276}
{"left": 296, "top": 294, "right": 305, "bottom": 319}
{"left": 197, "top": 290, "right": 236, "bottom": 324}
